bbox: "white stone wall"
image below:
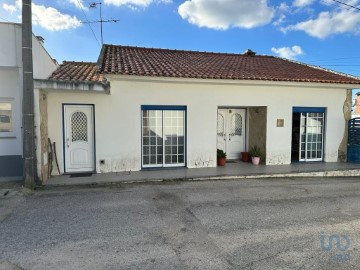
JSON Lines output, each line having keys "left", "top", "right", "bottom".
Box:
{"left": 0, "top": 22, "right": 58, "bottom": 176}
{"left": 45, "top": 76, "right": 351, "bottom": 173}
{"left": 0, "top": 68, "right": 22, "bottom": 155}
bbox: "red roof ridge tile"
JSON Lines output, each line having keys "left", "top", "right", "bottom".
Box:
{"left": 102, "top": 43, "right": 275, "bottom": 58}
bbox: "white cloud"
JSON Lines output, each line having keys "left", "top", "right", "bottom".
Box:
{"left": 293, "top": 0, "right": 314, "bottom": 8}
{"left": 283, "top": 9, "right": 360, "bottom": 38}
{"left": 103, "top": 0, "right": 171, "bottom": 7}
{"left": 67, "top": 0, "right": 86, "bottom": 10}
{"left": 2, "top": 3, "right": 17, "bottom": 13}
{"left": 32, "top": 5, "right": 81, "bottom": 31}
{"left": 273, "top": 2, "right": 290, "bottom": 26}
{"left": 1, "top": 0, "right": 81, "bottom": 31}
{"left": 178, "top": 0, "right": 274, "bottom": 30}
{"left": 271, "top": 45, "right": 304, "bottom": 59}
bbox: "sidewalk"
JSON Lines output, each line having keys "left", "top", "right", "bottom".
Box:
{"left": 45, "top": 161, "right": 360, "bottom": 187}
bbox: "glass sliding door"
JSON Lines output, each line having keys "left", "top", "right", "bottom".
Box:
{"left": 142, "top": 106, "right": 186, "bottom": 168}
{"left": 292, "top": 108, "right": 325, "bottom": 162}
{"left": 300, "top": 112, "right": 324, "bottom": 161}
{"left": 164, "top": 110, "right": 185, "bottom": 166}
{"left": 142, "top": 110, "right": 163, "bottom": 167}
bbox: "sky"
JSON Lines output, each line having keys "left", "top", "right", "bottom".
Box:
{"left": 1, "top": 0, "right": 360, "bottom": 82}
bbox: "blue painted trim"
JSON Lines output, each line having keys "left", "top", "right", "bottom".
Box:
{"left": 293, "top": 107, "right": 325, "bottom": 113}
{"left": 0, "top": 155, "right": 23, "bottom": 177}
{"left": 291, "top": 108, "right": 327, "bottom": 162}
{"left": 141, "top": 105, "right": 186, "bottom": 111}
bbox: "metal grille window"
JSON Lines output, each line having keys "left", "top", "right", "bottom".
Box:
{"left": 142, "top": 106, "right": 186, "bottom": 168}
{"left": 71, "top": 112, "right": 88, "bottom": 142}
{"left": 230, "top": 113, "right": 242, "bottom": 136}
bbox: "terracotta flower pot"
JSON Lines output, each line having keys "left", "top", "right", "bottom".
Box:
{"left": 252, "top": 157, "right": 260, "bottom": 165}
{"left": 241, "top": 152, "right": 250, "bottom": 162}
{"left": 217, "top": 158, "right": 226, "bottom": 166}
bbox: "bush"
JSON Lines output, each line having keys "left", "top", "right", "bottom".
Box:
{"left": 217, "top": 149, "right": 227, "bottom": 159}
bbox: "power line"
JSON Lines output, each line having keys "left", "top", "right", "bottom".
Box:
{"left": 76, "top": 0, "right": 101, "bottom": 47}
{"left": 321, "top": 64, "right": 360, "bottom": 66}
{"left": 309, "top": 56, "right": 360, "bottom": 64}
{"left": 331, "top": 0, "right": 360, "bottom": 11}
{"left": 0, "top": 16, "right": 13, "bottom": 23}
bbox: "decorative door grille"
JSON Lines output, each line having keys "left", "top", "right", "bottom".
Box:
{"left": 71, "top": 111, "right": 88, "bottom": 142}
{"left": 230, "top": 113, "right": 242, "bottom": 136}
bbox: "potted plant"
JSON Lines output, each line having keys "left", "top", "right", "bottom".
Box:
{"left": 217, "top": 149, "right": 227, "bottom": 166}
{"left": 249, "top": 145, "right": 262, "bottom": 165}
{"left": 241, "top": 151, "right": 250, "bottom": 162}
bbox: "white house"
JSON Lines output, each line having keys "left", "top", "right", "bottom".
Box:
{"left": 0, "top": 22, "right": 58, "bottom": 181}
{"left": 34, "top": 45, "right": 360, "bottom": 182}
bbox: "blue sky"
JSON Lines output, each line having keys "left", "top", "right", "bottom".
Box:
{"left": 1, "top": 0, "right": 360, "bottom": 80}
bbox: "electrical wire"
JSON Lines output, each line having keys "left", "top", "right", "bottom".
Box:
{"left": 76, "top": 0, "right": 101, "bottom": 47}
{"left": 0, "top": 16, "right": 13, "bottom": 23}
{"left": 331, "top": 0, "right": 360, "bottom": 11}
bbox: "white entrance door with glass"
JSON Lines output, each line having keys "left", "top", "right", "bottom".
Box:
{"left": 291, "top": 108, "right": 324, "bottom": 162}
{"left": 63, "top": 105, "right": 95, "bottom": 173}
{"left": 142, "top": 106, "right": 186, "bottom": 168}
{"left": 217, "top": 108, "right": 246, "bottom": 160}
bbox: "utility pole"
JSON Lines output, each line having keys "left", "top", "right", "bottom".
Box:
{"left": 82, "top": 1, "right": 119, "bottom": 45}
{"left": 22, "top": 0, "right": 36, "bottom": 189}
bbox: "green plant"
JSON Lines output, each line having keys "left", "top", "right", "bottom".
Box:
{"left": 249, "top": 145, "right": 262, "bottom": 157}
{"left": 217, "top": 149, "right": 227, "bottom": 159}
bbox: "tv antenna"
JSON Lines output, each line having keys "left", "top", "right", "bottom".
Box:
{"left": 81, "top": 1, "right": 119, "bottom": 45}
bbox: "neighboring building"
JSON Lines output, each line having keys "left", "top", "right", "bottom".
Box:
{"left": 0, "top": 22, "right": 58, "bottom": 180}
{"left": 34, "top": 45, "right": 360, "bottom": 182}
{"left": 353, "top": 92, "right": 360, "bottom": 117}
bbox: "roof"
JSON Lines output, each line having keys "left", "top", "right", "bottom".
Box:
{"left": 97, "top": 44, "right": 360, "bottom": 85}
{"left": 49, "top": 61, "right": 107, "bottom": 83}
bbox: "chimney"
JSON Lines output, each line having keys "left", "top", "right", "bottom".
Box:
{"left": 243, "top": 49, "right": 256, "bottom": 56}
{"left": 36, "top": 36, "right": 45, "bottom": 43}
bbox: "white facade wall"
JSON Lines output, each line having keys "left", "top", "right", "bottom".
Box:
{"left": 0, "top": 22, "right": 57, "bottom": 178}
{"left": 46, "top": 76, "right": 350, "bottom": 174}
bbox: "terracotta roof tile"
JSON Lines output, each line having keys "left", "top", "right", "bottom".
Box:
{"left": 49, "top": 61, "right": 107, "bottom": 83}
{"left": 98, "top": 45, "right": 360, "bottom": 85}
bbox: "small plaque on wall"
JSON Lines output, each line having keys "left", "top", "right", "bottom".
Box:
{"left": 277, "top": 119, "right": 284, "bottom": 127}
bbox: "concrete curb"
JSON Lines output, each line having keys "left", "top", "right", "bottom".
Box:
{"left": 37, "top": 169, "right": 360, "bottom": 190}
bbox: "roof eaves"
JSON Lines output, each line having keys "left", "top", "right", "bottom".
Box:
{"left": 276, "top": 56, "right": 360, "bottom": 84}
{"left": 35, "top": 78, "right": 110, "bottom": 94}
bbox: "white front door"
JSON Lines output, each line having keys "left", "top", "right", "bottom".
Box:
{"left": 217, "top": 109, "right": 246, "bottom": 160}
{"left": 64, "top": 105, "right": 95, "bottom": 173}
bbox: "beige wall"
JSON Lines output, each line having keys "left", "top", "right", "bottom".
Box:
{"left": 38, "top": 91, "right": 49, "bottom": 182}
{"left": 44, "top": 76, "right": 352, "bottom": 174}
{"left": 248, "top": 107, "right": 267, "bottom": 162}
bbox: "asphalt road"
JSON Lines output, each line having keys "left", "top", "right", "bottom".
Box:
{"left": 1, "top": 177, "right": 360, "bottom": 270}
